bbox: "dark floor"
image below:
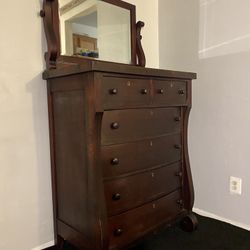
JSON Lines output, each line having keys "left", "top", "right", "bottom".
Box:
{"left": 47, "top": 214, "right": 250, "bottom": 250}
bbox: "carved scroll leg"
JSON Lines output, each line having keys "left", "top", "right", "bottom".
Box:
{"left": 180, "top": 213, "right": 198, "bottom": 232}
{"left": 57, "top": 235, "right": 65, "bottom": 250}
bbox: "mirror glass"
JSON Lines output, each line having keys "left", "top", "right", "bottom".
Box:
{"left": 59, "top": 0, "right": 132, "bottom": 64}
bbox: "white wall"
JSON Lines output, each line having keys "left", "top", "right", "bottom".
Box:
{"left": 72, "top": 23, "right": 97, "bottom": 38}
{"left": 159, "top": 0, "right": 250, "bottom": 226}
{"left": 0, "top": 1, "right": 159, "bottom": 250}
{"left": 0, "top": 1, "right": 54, "bottom": 250}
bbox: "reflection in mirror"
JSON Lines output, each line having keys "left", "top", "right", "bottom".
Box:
{"left": 59, "top": 0, "right": 131, "bottom": 64}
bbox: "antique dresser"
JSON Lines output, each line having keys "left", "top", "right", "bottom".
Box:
{"left": 41, "top": 0, "right": 198, "bottom": 249}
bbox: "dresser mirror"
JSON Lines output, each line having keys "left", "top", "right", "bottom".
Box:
{"left": 40, "top": 0, "right": 146, "bottom": 68}
{"left": 59, "top": 0, "right": 132, "bottom": 64}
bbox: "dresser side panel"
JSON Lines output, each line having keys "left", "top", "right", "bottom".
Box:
{"left": 53, "top": 90, "right": 88, "bottom": 233}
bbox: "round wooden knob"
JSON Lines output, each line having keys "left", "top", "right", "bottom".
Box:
{"left": 141, "top": 89, "right": 148, "bottom": 94}
{"left": 174, "top": 144, "right": 181, "bottom": 149}
{"left": 177, "top": 199, "right": 184, "bottom": 205}
{"left": 114, "top": 228, "right": 123, "bottom": 236}
{"left": 111, "top": 158, "right": 119, "bottom": 165}
{"left": 111, "top": 122, "right": 119, "bottom": 129}
{"left": 175, "top": 172, "right": 183, "bottom": 177}
{"left": 112, "top": 193, "right": 121, "bottom": 201}
{"left": 109, "top": 88, "right": 118, "bottom": 95}
{"left": 178, "top": 89, "right": 185, "bottom": 95}
{"left": 40, "top": 10, "right": 45, "bottom": 17}
{"left": 175, "top": 117, "right": 181, "bottom": 122}
{"left": 158, "top": 89, "right": 164, "bottom": 94}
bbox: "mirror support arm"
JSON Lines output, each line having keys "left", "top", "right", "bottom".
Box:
{"left": 40, "top": 0, "right": 59, "bottom": 69}
{"left": 136, "top": 21, "right": 146, "bottom": 67}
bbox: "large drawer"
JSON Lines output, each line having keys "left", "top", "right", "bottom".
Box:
{"left": 101, "top": 108, "right": 181, "bottom": 145}
{"left": 100, "top": 76, "right": 151, "bottom": 110}
{"left": 102, "top": 133, "right": 182, "bottom": 177}
{"left": 104, "top": 163, "right": 182, "bottom": 216}
{"left": 152, "top": 79, "right": 188, "bottom": 106}
{"left": 108, "top": 190, "right": 182, "bottom": 250}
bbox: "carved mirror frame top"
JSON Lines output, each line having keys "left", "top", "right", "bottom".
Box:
{"left": 40, "top": 0, "right": 146, "bottom": 69}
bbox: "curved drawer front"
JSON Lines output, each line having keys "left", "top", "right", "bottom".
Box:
{"left": 102, "top": 133, "right": 181, "bottom": 177}
{"left": 153, "top": 80, "right": 187, "bottom": 106}
{"left": 108, "top": 190, "right": 182, "bottom": 250}
{"left": 100, "top": 76, "right": 151, "bottom": 110}
{"left": 104, "top": 163, "right": 182, "bottom": 216}
{"left": 101, "top": 108, "right": 181, "bottom": 145}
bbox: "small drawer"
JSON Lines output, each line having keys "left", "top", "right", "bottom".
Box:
{"left": 102, "top": 133, "right": 182, "bottom": 177}
{"left": 108, "top": 190, "right": 182, "bottom": 250}
{"left": 99, "top": 76, "right": 151, "bottom": 110}
{"left": 153, "top": 79, "right": 188, "bottom": 106}
{"left": 101, "top": 108, "right": 181, "bottom": 145}
{"left": 104, "top": 163, "right": 182, "bottom": 216}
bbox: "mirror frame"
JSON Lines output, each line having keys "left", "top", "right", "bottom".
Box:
{"left": 40, "top": 0, "right": 145, "bottom": 69}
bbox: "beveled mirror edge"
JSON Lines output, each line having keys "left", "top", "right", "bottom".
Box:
{"left": 40, "top": 0, "right": 146, "bottom": 69}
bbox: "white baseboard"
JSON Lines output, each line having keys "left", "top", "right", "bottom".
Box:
{"left": 31, "top": 240, "right": 55, "bottom": 250}
{"left": 193, "top": 208, "right": 250, "bottom": 231}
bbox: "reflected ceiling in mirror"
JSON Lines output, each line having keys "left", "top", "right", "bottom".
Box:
{"left": 59, "top": 0, "right": 132, "bottom": 64}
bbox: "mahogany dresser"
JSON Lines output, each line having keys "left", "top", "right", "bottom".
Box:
{"left": 43, "top": 60, "right": 197, "bottom": 250}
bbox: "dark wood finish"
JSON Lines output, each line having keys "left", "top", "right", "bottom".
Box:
{"left": 43, "top": 60, "right": 196, "bottom": 80}
{"left": 136, "top": 21, "right": 146, "bottom": 67}
{"left": 153, "top": 79, "right": 188, "bottom": 106}
{"left": 104, "top": 163, "right": 182, "bottom": 216}
{"left": 101, "top": 108, "right": 181, "bottom": 145}
{"left": 108, "top": 190, "right": 182, "bottom": 250}
{"left": 44, "top": 59, "right": 196, "bottom": 250}
{"left": 100, "top": 76, "right": 151, "bottom": 109}
{"left": 102, "top": 133, "right": 181, "bottom": 177}
{"left": 180, "top": 213, "right": 198, "bottom": 232}
{"left": 40, "top": 0, "right": 139, "bottom": 68}
{"left": 40, "top": 0, "right": 59, "bottom": 69}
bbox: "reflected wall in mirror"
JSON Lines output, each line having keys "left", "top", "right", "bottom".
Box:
{"left": 59, "top": 0, "right": 132, "bottom": 64}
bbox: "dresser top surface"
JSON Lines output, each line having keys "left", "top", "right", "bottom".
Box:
{"left": 43, "top": 59, "right": 197, "bottom": 80}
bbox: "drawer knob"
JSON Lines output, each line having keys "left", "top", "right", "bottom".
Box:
{"left": 114, "top": 228, "right": 123, "bottom": 236}
{"left": 175, "top": 116, "right": 181, "bottom": 122}
{"left": 111, "top": 122, "right": 119, "bottom": 129}
{"left": 109, "top": 88, "right": 118, "bottom": 95}
{"left": 141, "top": 89, "right": 148, "bottom": 95}
{"left": 178, "top": 89, "right": 185, "bottom": 95}
{"left": 111, "top": 158, "right": 119, "bottom": 165}
{"left": 174, "top": 144, "right": 181, "bottom": 149}
{"left": 176, "top": 172, "right": 183, "bottom": 177}
{"left": 158, "top": 89, "right": 164, "bottom": 94}
{"left": 112, "top": 193, "right": 121, "bottom": 201}
{"left": 177, "top": 199, "right": 184, "bottom": 205}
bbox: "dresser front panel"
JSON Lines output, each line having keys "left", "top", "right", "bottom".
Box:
{"left": 101, "top": 108, "right": 181, "bottom": 145}
{"left": 152, "top": 79, "right": 187, "bottom": 106}
{"left": 102, "top": 133, "right": 181, "bottom": 177}
{"left": 108, "top": 190, "right": 182, "bottom": 250}
{"left": 101, "top": 76, "right": 151, "bottom": 109}
{"left": 104, "top": 162, "right": 182, "bottom": 216}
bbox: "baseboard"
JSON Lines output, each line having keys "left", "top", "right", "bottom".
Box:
{"left": 30, "top": 240, "right": 55, "bottom": 250}
{"left": 193, "top": 207, "right": 250, "bottom": 231}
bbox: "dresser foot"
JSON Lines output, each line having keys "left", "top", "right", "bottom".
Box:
{"left": 57, "top": 235, "right": 65, "bottom": 250}
{"left": 180, "top": 213, "right": 198, "bottom": 232}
